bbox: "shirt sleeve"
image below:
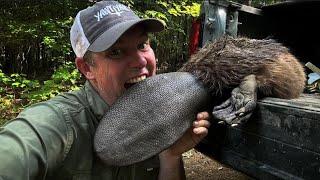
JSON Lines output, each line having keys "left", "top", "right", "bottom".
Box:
{"left": 0, "top": 102, "right": 74, "bottom": 180}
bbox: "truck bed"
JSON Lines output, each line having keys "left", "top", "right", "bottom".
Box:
{"left": 197, "top": 94, "right": 320, "bottom": 180}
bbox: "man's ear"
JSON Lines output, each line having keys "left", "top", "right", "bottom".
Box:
{"left": 75, "top": 57, "right": 95, "bottom": 80}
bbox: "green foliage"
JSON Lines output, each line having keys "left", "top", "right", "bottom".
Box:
{"left": 0, "top": 64, "right": 82, "bottom": 124}
{"left": 166, "top": 2, "right": 200, "bottom": 17}
{"left": 0, "top": 69, "right": 40, "bottom": 125}
{"left": 0, "top": 1, "right": 92, "bottom": 76}
{"left": 0, "top": 69, "right": 40, "bottom": 98}
{"left": 40, "top": 17, "right": 74, "bottom": 55}
{"left": 136, "top": 1, "right": 201, "bottom": 21}
{"left": 27, "top": 62, "right": 82, "bottom": 103}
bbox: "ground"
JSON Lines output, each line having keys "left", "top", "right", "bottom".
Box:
{"left": 183, "top": 149, "right": 254, "bottom": 180}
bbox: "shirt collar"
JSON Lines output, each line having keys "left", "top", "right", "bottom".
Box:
{"left": 83, "top": 81, "right": 110, "bottom": 121}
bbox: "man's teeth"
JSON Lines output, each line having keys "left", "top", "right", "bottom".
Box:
{"left": 127, "top": 75, "right": 146, "bottom": 83}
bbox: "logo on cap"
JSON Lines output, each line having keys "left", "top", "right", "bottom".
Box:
{"left": 94, "top": 4, "right": 130, "bottom": 22}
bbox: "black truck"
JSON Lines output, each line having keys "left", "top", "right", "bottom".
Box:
{"left": 193, "top": 1, "right": 320, "bottom": 179}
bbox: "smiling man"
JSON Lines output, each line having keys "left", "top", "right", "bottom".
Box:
{"left": 76, "top": 26, "right": 156, "bottom": 105}
{"left": 0, "top": 1, "right": 210, "bottom": 180}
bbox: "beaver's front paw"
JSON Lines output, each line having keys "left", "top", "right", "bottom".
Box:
{"left": 212, "top": 75, "right": 257, "bottom": 126}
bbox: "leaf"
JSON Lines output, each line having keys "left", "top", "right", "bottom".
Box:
{"left": 184, "top": 3, "right": 201, "bottom": 17}
{"left": 1, "top": 77, "right": 11, "bottom": 84}
{"left": 157, "top": 1, "right": 168, "bottom": 8}
{"left": 145, "top": 10, "right": 168, "bottom": 22}
{"left": 168, "top": 8, "right": 180, "bottom": 16}
{"left": 12, "top": 82, "right": 21, "bottom": 87}
{"left": 43, "top": 36, "right": 56, "bottom": 48}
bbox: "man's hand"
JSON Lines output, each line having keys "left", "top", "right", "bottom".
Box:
{"left": 161, "top": 111, "right": 211, "bottom": 158}
{"left": 212, "top": 74, "right": 257, "bottom": 126}
{"left": 158, "top": 111, "right": 210, "bottom": 180}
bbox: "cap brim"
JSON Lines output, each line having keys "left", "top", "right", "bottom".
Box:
{"left": 88, "top": 18, "right": 165, "bottom": 52}
{"left": 94, "top": 72, "right": 211, "bottom": 166}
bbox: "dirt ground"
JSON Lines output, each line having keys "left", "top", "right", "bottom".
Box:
{"left": 183, "top": 149, "right": 254, "bottom": 180}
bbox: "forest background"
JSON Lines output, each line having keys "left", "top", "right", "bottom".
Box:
{"left": 0, "top": 0, "right": 284, "bottom": 124}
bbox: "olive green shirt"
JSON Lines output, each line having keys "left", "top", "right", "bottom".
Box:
{"left": 0, "top": 81, "right": 159, "bottom": 180}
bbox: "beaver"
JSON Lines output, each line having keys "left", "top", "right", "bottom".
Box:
{"left": 95, "top": 37, "right": 307, "bottom": 165}
{"left": 179, "top": 36, "right": 306, "bottom": 124}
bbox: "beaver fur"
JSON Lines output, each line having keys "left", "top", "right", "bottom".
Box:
{"left": 179, "top": 36, "right": 306, "bottom": 99}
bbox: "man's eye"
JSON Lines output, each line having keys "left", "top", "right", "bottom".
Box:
{"left": 138, "top": 42, "right": 149, "bottom": 51}
{"left": 107, "top": 49, "right": 122, "bottom": 59}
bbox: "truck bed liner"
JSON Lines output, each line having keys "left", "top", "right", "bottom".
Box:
{"left": 197, "top": 94, "right": 320, "bottom": 180}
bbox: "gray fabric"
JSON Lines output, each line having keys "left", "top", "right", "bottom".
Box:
{"left": 80, "top": 1, "right": 137, "bottom": 42}
{"left": 89, "top": 18, "right": 163, "bottom": 52}
{"left": 79, "top": 0, "right": 164, "bottom": 52}
{"left": 94, "top": 72, "right": 211, "bottom": 166}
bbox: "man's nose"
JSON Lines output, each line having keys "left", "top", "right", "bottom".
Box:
{"left": 130, "top": 51, "right": 147, "bottom": 68}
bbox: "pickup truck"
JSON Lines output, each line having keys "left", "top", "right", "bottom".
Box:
{"left": 193, "top": 1, "right": 320, "bottom": 179}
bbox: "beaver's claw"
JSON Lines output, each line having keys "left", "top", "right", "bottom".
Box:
{"left": 212, "top": 75, "right": 257, "bottom": 126}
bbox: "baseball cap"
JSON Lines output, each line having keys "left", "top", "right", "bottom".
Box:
{"left": 70, "top": 0, "right": 165, "bottom": 57}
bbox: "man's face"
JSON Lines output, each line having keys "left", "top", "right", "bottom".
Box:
{"left": 88, "top": 26, "right": 157, "bottom": 105}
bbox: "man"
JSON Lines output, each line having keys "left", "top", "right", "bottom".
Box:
{"left": 0, "top": 1, "right": 210, "bottom": 179}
